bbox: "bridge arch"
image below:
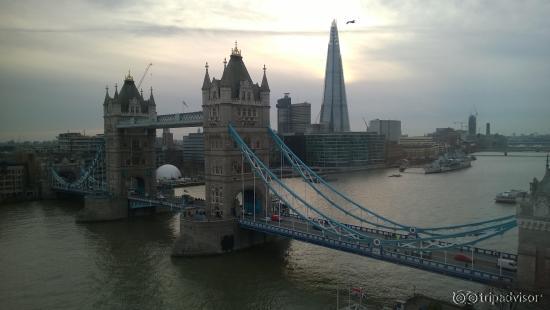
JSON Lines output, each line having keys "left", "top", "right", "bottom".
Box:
{"left": 232, "top": 187, "right": 267, "bottom": 218}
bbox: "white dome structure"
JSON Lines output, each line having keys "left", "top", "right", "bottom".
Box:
{"left": 156, "top": 164, "right": 182, "bottom": 181}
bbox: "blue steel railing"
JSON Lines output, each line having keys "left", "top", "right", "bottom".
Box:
{"left": 285, "top": 213, "right": 518, "bottom": 260}
{"left": 239, "top": 219, "right": 515, "bottom": 286}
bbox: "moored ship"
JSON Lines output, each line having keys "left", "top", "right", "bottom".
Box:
{"left": 424, "top": 152, "right": 472, "bottom": 174}
{"left": 495, "top": 189, "right": 527, "bottom": 204}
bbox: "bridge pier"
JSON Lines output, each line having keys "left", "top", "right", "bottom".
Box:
{"left": 172, "top": 218, "right": 270, "bottom": 256}
{"left": 76, "top": 195, "right": 128, "bottom": 222}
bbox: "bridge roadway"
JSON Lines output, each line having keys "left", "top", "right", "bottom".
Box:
{"left": 239, "top": 214, "right": 516, "bottom": 286}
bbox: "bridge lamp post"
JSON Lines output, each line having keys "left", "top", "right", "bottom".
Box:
{"left": 471, "top": 247, "right": 474, "bottom": 270}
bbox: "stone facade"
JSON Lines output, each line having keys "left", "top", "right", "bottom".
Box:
{"left": 173, "top": 44, "right": 272, "bottom": 256}
{"left": 517, "top": 159, "right": 550, "bottom": 293}
{"left": 201, "top": 44, "right": 271, "bottom": 220}
{"left": 172, "top": 218, "right": 270, "bottom": 256}
{"left": 103, "top": 73, "right": 157, "bottom": 198}
{"left": 79, "top": 73, "right": 157, "bottom": 221}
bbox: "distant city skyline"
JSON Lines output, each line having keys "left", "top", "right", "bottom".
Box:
{"left": 1, "top": 0, "right": 549, "bottom": 141}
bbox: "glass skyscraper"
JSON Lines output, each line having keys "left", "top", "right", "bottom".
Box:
{"left": 320, "top": 20, "right": 350, "bottom": 132}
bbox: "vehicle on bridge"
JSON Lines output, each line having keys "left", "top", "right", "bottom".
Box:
{"left": 454, "top": 253, "right": 472, "bottom": 263}
{"left": 497, "top": 258, "right": 517, "bottom": 271}
{"left": 271, "top": 214, "right": 282, "bottom": 222}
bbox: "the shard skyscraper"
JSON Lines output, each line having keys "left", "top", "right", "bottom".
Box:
{"left": 320, "top": 20, "right": 350, "bottom": 132}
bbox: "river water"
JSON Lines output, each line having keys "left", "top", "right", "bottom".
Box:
{"left": 0, "top": 152, "right": 546, "bottom": 309}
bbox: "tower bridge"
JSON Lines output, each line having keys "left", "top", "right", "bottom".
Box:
{"left": 48, "top": 43, "right": 550, "bottom": 293}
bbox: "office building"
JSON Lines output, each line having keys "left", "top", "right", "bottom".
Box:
{"left": 319, "top": 20, "right": 350, "bottom": 132}
{"left": 0, "top": 153, "right": 41, "bottom": 203}
{"left": 57, "top": 132, "right": 104, "bottom": 154}
{"left": 433, "top": 128, "right": 461, "bottom": 147}
{"left": 400, "top": 136, "right": 442, "bottom": 161}
{"left": 468, "top": 114, "right": 477, "bottom": 136}
{"left": 182, "top": 132, "right": 204, "bottom": 177}
{"left": 304, "top": 132, "right": 385, "bottom": 168}
{"left": 276, "top": 93, "right": 292, "bottom": 134}
{"left": 290, "top": 102, "right": 311, "bottom": 134}
{"left": 0, "top": 163, "right": 26, "bottom": 201}
{"left": 276, "top": 93, "right": 311, "bottom": 135}
{"left": 367, "top": 119, "right": 402, "bottom": 143}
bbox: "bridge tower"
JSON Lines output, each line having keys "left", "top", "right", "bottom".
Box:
{"left": 517, "top": 156, "right": 550, "bottom": 293}
{"left": 79, "top": 72, "right": 157, "bottom": 221}
{"left": 173, "top": 43, "right": 273, "bottom": 256}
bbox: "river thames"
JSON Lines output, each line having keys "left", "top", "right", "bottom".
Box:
{"left": 0, "top": 152, "right": 546, "bottom": 309}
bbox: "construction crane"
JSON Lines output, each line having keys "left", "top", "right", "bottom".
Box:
{"left": 362, "top": 117, "right": 368, "bottom": 131}
{"left": 137, "top": 63, "right": 153, "bottom": 89}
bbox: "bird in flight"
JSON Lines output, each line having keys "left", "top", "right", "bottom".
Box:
{"left": 346, "top": 20, "right": 355, "bottom": 24}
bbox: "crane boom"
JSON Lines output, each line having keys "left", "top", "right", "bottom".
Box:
{"left": 137, "top": 63, "right": 153, "bottom": 89}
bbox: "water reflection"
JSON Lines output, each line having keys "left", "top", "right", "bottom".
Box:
{"left": 80, "top": 214, "right": 177, "bottom": 309}
{"left": 0, "top": 153, "right": 546, "bottom": 309}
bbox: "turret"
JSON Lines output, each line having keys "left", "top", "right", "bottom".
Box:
{"left": 104, "top": 86, "right": 110, "bottom": 105}
{"left": 202, "top": 62, "right": 211, "bottom": 105}
{"left": 148, "top": 87, "right": 156, "bottom": 116}
{"left": 260, "top": 64, "right": 270, "bottom": 105}
{"left": 103, "top": 86, "right": 110, "bottom": 117}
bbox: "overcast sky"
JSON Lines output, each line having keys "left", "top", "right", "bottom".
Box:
{"left": 1, "top": 0, "right": 549, "bottom": 141}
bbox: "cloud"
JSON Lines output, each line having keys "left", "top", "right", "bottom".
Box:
{"left": 1, "top": 0, "right": 549, "bottom": 140}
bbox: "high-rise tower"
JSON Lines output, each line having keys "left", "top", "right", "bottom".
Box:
{"left": 468, "top": 114, "right": 477, "bottom": 136}
{"left": 320, "top": 20, "right": 350, "bottom": 132}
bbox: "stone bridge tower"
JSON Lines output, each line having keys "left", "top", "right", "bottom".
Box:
{"left": 79, "top": 72, "right": 157, "bottom": 222}
{"left": 173, "top": 43, "right": 272, "bottom": 256}
{"left": 517, "top": 156, "right": 550, "bottom": 293}
{"left": 103, "top": 73, "right": 157, "bottom": 198}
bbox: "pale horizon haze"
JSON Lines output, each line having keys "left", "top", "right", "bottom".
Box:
{"left": 1, "top": 0, "right": 549, "bottom": 141}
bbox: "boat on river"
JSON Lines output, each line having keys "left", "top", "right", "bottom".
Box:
{"left": 424, "top": 152, "right": 471, "bottom": 174}
{"left": 495, "top": 190, "right": 527, "bottom": 204}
